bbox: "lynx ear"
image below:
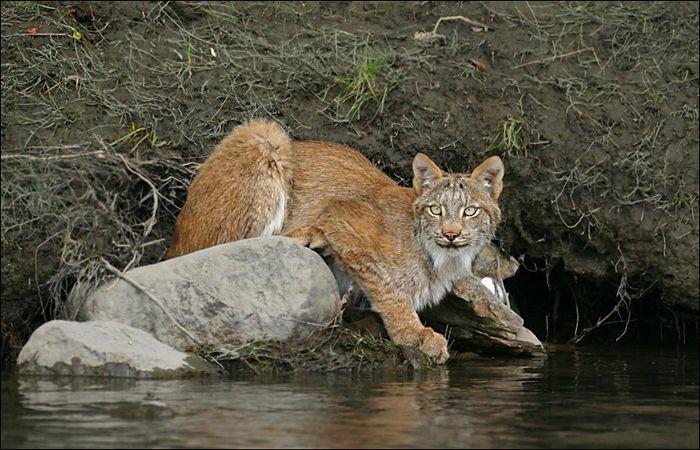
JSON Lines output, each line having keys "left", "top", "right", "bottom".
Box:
{"left": 471, "top": 156, "right": 504, "bottom": 201}
{"left": 412, "top": 153, "right": 443, "bottom": 195}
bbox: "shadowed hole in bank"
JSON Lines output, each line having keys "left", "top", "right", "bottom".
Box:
{"left": 504, "top": 255, "right": 697, "bottom": 347}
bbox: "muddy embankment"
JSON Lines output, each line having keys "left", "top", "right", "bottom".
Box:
{"left": 1, "top": 2, "right": 698, "bottom": 367}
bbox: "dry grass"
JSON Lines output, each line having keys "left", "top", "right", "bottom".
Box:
{"left": 1, "top": 139, "right": 196, "bottom": 319}
{"left": 0, "top": 1, "right": 413, "bottom": 365}
{"left": 204, "top": 327, "right": 405, "bottom": 374}
{"left": 481, "top": 1, "right": 698, "bottom": 340}
{"left": 1, "top": 1, "right": 697, "bottom": 364}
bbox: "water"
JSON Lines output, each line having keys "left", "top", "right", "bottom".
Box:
{"left": 2, "top": 346, "right": 698, "bottom": 449}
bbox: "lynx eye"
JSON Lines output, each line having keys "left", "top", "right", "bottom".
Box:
{"left": 463, "top": 206, "right": 480, "bottom": 218}
{"left": 427, "top": 205, "right": 442, "bottom": 217}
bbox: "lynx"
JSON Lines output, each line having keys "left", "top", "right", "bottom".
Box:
{"left": 167, "top": 119, "right": 505, "bottom": 363}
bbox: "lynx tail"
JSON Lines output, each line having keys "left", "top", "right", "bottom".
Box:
{"left": 166, "top": 119, "right": 294, "bottom": 258}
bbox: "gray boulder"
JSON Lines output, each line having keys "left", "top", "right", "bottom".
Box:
{"left": 77, "top": 237, "right": 341, "bottom": 351}
{"left": 17, "top": 320, "right": 216, "bottom": 378}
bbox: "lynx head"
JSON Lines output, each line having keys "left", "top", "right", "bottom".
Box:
{"left": 412, "top": 153, "right": 504, "bottom": 272}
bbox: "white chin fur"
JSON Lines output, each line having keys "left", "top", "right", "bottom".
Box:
{"left": 411, "top": 242, "right": 481, "bottom": 312}
{"left": 427, "top": 241, "right": 477, "bottom": 275}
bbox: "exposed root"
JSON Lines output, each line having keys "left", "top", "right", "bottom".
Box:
{"left": 415, "top": 15, "right": 490, "bottom": 43}
{"left": 569, "top": 245, "right": 654, "bottom": 344}
{"left": 513, "top": 47, "right": 602, "bottom": 70}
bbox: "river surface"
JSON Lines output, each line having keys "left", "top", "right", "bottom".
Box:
{"left": 2, "top": 346, "right": 698, "bottom": 449}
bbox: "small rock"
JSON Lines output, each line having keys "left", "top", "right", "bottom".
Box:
{"left": 17, "top": 320, "right": 217, "bottom": 378}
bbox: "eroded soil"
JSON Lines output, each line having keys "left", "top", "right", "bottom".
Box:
{"left": 1, "top": 1, "right": 698, "bottom": 366}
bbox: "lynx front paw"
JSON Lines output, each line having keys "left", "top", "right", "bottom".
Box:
{"left": 418, "top": 327, "right": 449, "bottom": 364}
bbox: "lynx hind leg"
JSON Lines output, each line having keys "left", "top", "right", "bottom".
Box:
{"left": 284, "top": 226, "right": 328, "bottom": 250}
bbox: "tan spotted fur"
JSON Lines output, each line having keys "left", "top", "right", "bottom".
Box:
{"left": 167, "top": 119, "right": 505, "bottom": 363}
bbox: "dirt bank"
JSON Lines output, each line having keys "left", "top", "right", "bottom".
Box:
{"left": 2, "top": 1, "right": 698, "bottom": 367}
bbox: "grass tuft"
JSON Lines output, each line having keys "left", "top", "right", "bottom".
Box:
{"left": 483, "top": 115, "right": 527, "bottom": 157}
{"left": 324, "top": 35, "right": 400, "bottom": 123}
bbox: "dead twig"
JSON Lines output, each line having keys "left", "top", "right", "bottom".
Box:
{"left": 513, "top": 47, "right": 603, "bottom": 70}
{"left": 568, "top": 244, "right": 653, "bottom": 344}
{"left": 415, "top": 15, "right": 490, "bottom": 42}
{"left": 0, "top": 150, "right": 108, "bottom": 161}
{"left": 569, "top": 273, "right": 630, "bottom": 344}
{"left": 100, "top": 257, "right": 202, "bottom": 346}
{"left": 95, "top": 135, "right": 160, "bottom": 241}
{"left": 115, "top": 153, "right": 159, "bottom": 239}
{"left": 4, "top": 32, "right": 71, "bottom": 38}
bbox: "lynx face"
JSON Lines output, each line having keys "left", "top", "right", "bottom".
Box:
{"left": 412, "top": 154, "right": 504, "bottom": 273}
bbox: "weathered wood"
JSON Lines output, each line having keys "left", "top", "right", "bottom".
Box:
{"left": 421, "top": 245, "right": 545, "bottom": 356}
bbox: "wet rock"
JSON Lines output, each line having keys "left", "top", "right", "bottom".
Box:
{"left": 76, "top": 237, "right": 341, "bottom": 351}
{"left": 17, "top": 320, "right": 217, "bottom": 378}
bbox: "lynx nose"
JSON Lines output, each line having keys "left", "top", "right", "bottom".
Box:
{"left": 442, "top": 230, "right": 460, "bottom": 241}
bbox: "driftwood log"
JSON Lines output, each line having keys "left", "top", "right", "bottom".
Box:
{"left": 421, "top": 245, "right": 545, "bottom": 357}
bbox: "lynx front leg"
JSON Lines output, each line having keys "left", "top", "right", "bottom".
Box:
{"left": 369, "top": 288, "right": 449, "bottom": 364}
{"left": 284, "top": 226, "right": 328, "bottom": 250}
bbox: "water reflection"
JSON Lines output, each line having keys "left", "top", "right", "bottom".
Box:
{"left": 314, "top": 356, "right": 547, "bottom": 448}
{"left": 2, "top": 348, "right": 698, "bottom": 449}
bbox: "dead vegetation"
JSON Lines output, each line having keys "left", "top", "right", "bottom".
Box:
{"left": 1, "top": 1, "right": 698, "bottom": 367}
{"left": 203, "top": 326, "right": 407, "bottom": 374}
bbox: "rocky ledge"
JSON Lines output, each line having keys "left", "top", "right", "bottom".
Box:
{"left": 18, "top": 237, "right": 542, "bottom": 377}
